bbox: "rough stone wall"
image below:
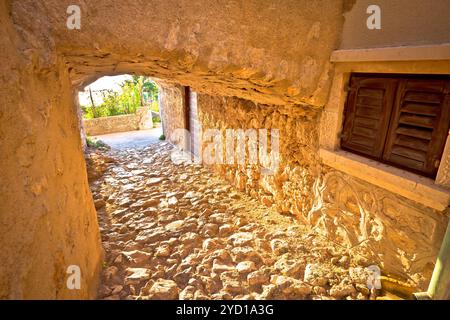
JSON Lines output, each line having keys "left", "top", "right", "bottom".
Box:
{"left": 0, "top": 2, "right": 102, "bottom": 299}
{"left": 194, "top": 93, "right": 448, "bottom": 290}
{"left": 83, "top": 107, "right": 153, "bottom": 136}
{"left": 197, "top": 95, "right": 321, "bottom": 216}
{"left": 84, "top": 114, "right": 139, "bottom": 136}
{"left": 159, "top": 84, "right": 186, "bottom": 144}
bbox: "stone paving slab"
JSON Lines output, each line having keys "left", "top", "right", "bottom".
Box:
{"left": 91, "top": 128, "right": 163, "bottom": 150}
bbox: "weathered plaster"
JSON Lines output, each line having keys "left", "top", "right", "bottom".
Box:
{"left": 0, "top": 0, "right": 102, "bottom": 298}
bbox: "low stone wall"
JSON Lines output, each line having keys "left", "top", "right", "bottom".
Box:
{"left": 83, "top": 107, "right": 153, "bottom": 136}
{"left": 193, "top": 94, "right": 448, "bottom": 291}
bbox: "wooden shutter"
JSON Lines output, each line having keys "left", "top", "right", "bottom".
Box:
{"left": 341, "top": 75, "right": 398, "bottom": 158}
{"left": 383, "top": 79, "right": 450, "bottom": 177}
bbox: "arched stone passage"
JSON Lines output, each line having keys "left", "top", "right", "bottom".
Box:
{"left": 2, "top": 0, "right": 450, "bottom": 299}
{"left": 12, "top": 0, "right": 344, "bottom": 106}
{"left": 1, "top": 0, "right": 344, "bottom": 299}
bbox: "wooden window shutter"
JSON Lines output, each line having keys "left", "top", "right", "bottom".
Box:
{"left": 341, "top": 75, "right": 398, "bottom": 158}
{"left": 382, "top": 79, "right": 450, "bottom": 177}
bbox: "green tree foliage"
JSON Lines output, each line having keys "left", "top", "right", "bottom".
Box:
{"left": 82, "top": 76, "right": 159, "bottom": 119}
{"left": 143, "top": 81, "right": 159, "bottom": 103}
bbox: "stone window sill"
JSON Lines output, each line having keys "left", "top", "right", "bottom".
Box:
{"left": 330, "top": 43, "right": 450, "bottom": 62}
{"left": 319, "top": 148, "right": 450, "bottom": 211}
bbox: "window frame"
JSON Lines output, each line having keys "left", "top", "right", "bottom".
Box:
{"left": 340, "top": 72, "right": 450, "bottom": 179}
{"left": 318, "top": 47, "right": 450, "bottom": 210}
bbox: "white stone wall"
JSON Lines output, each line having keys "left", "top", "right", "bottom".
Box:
{"left": 83, "top": 107, "right": 153, "bottom": 136}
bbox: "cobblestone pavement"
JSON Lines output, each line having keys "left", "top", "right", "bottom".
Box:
{"left": 91, "top": 127, "right": 163, "bottom": 150}
{"left": 86, "top": 142, "right": 376, "bottom": 300}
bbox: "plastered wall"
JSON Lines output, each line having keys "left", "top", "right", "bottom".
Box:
{"left": 0, "top": 2, "right": 102, "bottom": 299}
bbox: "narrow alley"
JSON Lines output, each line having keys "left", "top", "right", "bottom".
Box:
{"left": 2, "top": 0, "right": 450, "bottom": 302}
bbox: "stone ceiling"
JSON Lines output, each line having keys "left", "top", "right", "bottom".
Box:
{"left": 10, "top": 0, "right": 345, "bottom": 106}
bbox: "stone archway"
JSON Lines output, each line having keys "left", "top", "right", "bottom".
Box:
{"left": 0, "top": 0, "right": 346, "bottom": 299}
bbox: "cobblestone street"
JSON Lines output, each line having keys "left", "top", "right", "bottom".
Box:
{"left": 3, "top": 0, "right": 449, "bottom": 301}
{"left": 86, "top": 142, "right": 374, "bottom": 300}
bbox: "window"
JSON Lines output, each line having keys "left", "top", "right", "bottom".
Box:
{"left": 341, "top": 73, "right": 450, "bottom": 178}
